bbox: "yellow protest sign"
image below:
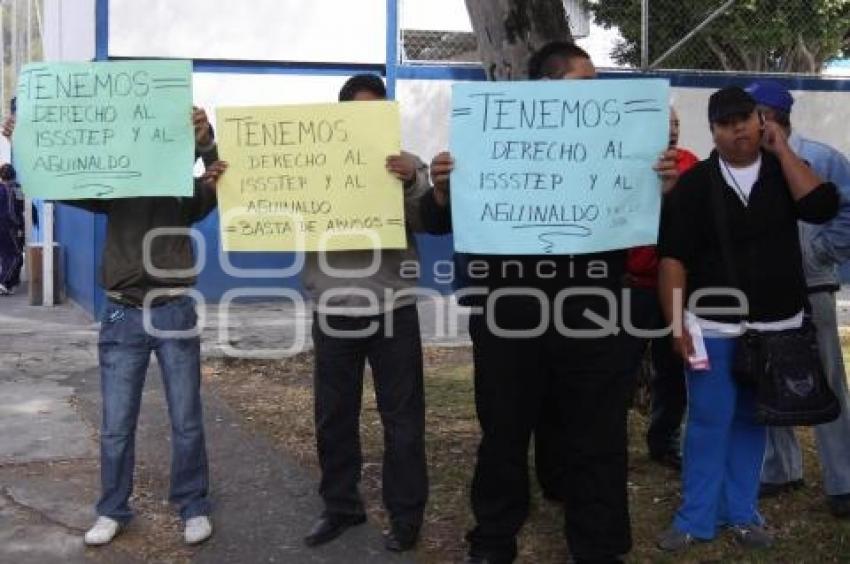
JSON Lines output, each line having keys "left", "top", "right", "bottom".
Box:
{"left": 216, "top": 101, "right": 407, "bottom": 252}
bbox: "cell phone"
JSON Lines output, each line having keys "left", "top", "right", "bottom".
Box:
{"left": 10, "top": 97, "right": 16, "bottom": 115}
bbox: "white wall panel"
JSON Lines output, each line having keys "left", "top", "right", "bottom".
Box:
{"left": 42, "top": 0, "right": 96, "bottom": 62}
{"left": 109, "top": 0, "right": 386, "bottom": 64}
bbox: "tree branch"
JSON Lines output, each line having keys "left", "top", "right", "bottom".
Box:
{"left": 796, "top": 33, "right": 819, "bottom": 73}
{"left": 705, "top": 36, "right": 733, "bottom": 71}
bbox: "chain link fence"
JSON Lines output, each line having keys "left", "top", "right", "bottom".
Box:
{"left": 401, "top": 29, "right": 479, "bottom": 64}
{"left": 400, "top": 0, "right": 850, "bottom": 76}
{"left": 588, "top": 0, "right": 850, "bottom": 74}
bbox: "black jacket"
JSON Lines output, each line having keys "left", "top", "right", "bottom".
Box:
{"left": 659, "top": 150, "right": 839, "bottom": 324}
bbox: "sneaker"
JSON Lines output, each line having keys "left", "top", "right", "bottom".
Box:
{"left": 0, "top": 284, "right": 9, "bottom": 296}
{"left": 828, "top": 494, "right": 850, "bottom": 519}
{"left": 84, "top": 516, "right": 121, "bottom": 546}
{"left": 729, "top": 524, "right": 774, "bottom": 549}
{"left": 657, "top": 526, "right": 700, "bottom": 552}
{"left": 184, "top": 515, "right": 213, "bottom": 545}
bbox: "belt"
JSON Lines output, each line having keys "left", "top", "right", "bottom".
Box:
{"left": 107, "top": 289, "right": 188, "bottom": 309}
{"left": 807, "top": 284, "right": 840, "bottom": 295}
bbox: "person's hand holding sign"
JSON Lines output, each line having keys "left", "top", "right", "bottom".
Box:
{"left": 199, "top": 161, "right": 228, "bottom": 190}
{"left": 2, "top": 115, "right": 15, "bottom": 139}
{"left": 193, "top": 106, "right": 213, "bottom": 149}
{"left": 430, "top": 151, "right": 454, "bottom": 208}
{"left": 654, "top": 148, "right": 680, "bottom": 194}
{"left": 386, "top": 153, "right": 418, "bottom": 184}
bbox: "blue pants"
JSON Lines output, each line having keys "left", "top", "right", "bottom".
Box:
{"left": 96, "top": 296, "right": 210, "bottom": 523}
{"left": 0, "top": 226, "right": 23, "bottom": 288}
{"left": 674, "top": 336, "right": 766, "bottom": 539}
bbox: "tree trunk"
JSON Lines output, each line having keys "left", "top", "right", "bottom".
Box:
{"left": 465, "top": 0, "right": 573, "bottom": 81}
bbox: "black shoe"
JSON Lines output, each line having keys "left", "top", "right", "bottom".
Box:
{"left": 303, "top": 513, "right": 367, "bottom": 547}
{"left": 828, "top": 494, "right": 850, "bottom": 518}
{"left": 384, "top": 523, "right": 419, "bottom": 552}
{"left": 649, "top": 451, "right": 682, "bottom": 471}
{"left": 758, "top": 479, "right": 804, "bottom": 499}
{"left": 541, "top": 489, "right": 565, "bottom": 504}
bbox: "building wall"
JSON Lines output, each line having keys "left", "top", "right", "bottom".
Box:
{"left": 108, "top": 0, "right": 387, "bottom": 65}
{"left": 37, "top": 0, "right": 850, "bottom": 317}
{"left": 54, "top": 204, "right": 98, "bottom": 313}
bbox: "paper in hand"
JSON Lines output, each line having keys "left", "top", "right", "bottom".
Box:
{"left": 685, "top": 314, "right": 710, "bottom": 371}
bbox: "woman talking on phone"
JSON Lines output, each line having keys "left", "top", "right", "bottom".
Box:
{"left": 655, "top": 86, "right": 838, "bottom": 553}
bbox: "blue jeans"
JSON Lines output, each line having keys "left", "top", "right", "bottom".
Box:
{"left": 674, "top": 336, "right": 766, "bottom": 539}
{"left": 96, "top": 296, "right": 210, "bottom": 523}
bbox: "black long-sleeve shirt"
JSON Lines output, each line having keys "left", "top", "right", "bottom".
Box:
{"left": 659, "top": 150, "right": 839, "bottom": 324}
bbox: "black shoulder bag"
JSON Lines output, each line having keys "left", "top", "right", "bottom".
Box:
{"left": 708, "top": 163, "right": 840, "bottom": 427}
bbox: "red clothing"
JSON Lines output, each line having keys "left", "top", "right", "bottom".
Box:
{"left": 626, "top": 148, "right": 699, "bottom": 288}
{"left": 674, "top": 148, "right": 699, "bottom": 174}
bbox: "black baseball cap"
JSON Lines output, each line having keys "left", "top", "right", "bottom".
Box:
{"left": 708, "top": 86, "right": 756, "bottom": 123}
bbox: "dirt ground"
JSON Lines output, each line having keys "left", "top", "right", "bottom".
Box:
{"left": 205, "top": 346, "right": 850, "bottom": 563}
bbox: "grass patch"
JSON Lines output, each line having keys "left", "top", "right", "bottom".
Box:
{"left": 205, "top": 347, "right": 850, "bottom": 563}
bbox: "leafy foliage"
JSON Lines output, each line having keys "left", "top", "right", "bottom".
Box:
{"left": 587, "top": 0, "right": 850, "bottom": 72}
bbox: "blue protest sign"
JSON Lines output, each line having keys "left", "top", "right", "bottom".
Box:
{"left": 450, "top": 79, "right": 670, "bottom": 254}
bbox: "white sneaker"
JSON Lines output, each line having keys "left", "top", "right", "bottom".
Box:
{"left": 84, "top": 516, "right": 121, "bottom": 546}
{"left": 0, "top": 284, "right": 9, "bottom": 295}
{"left": 184, "top": 515, "right": 212, "bottom": 545}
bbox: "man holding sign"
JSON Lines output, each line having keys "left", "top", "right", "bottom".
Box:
{"left": 12, "top": 61, "right": 197, "bottom": 199}
{"left": 421, "top": 43, "right": 679, "bottom": 564}
{"left": 215, "top": 82, "right": 408, "bottom": 252}
{"left": 6, "top": 95, "right": 228, "bottom": 546}
{"left": 301, "top": 75, "right": 431, "bottom": 553}
{"left": 86, "top": 108, "right": 225, "bottom": 547}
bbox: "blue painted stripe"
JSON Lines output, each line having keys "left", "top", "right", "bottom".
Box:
{"left": 95, "top": 0, "right": 109, "bottom": 61}
{"left": 396, "top": 64, "right": 486, "bottom": 81}
{"left": 597, "top": 70, "right": 850, "bottom": 92}
{"left": 385, "top": 0, "right": 399, "bottom": 99}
